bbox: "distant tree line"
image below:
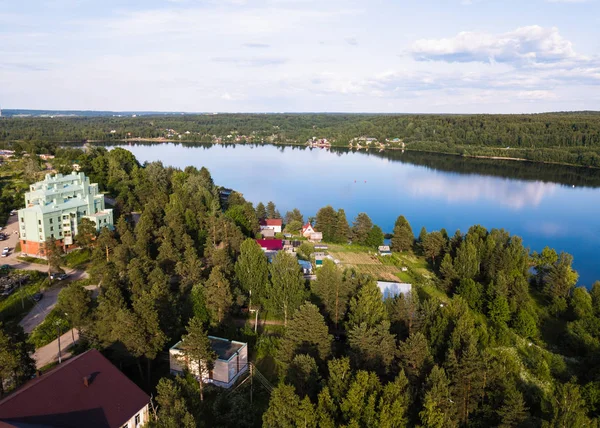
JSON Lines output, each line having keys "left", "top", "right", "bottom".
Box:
{"left": 1, "top": 112, "right": 600, "bottom": 166}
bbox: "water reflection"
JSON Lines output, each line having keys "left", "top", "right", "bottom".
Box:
{"left": 405, "top": 174, "right": 558, "bottom": 209}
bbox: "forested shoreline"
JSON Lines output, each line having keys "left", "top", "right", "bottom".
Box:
{"left": 1, "top": 112, "right": 600, "bottom": 167}
{"left": 1, "top": 146, "right": 600, "bottom": 426}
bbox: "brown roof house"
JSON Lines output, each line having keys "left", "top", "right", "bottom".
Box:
{"left": 170, "top": 336, "right": 248, "bottom": 389}
{"left": 0, "top": 349, "right": 150, "bottom": 428}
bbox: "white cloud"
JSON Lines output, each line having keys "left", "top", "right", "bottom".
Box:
{"left": 410, "top": 26, "right": 579, "bottom": 65}
{"left": 517, "top": 90, "right": 558, "bottom": 101}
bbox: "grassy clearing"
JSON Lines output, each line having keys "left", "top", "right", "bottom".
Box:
{"left": 17, "top": 255, "right": 47, "bottom": 265}
{"left": 64, "top": 248, "right": 91, "bottom": 269}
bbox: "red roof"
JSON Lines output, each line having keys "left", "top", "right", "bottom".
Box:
{"left": 0, "top": 349, "right": 149, "bottom": 428}
{"left": 256, "top": 239, "right": 283, "bottom": 251}
{"left": 259, "top": 219, "right": 283, "bottom": 227}
{"left": 302, "top": 222, "right": 315, "bottom": 232}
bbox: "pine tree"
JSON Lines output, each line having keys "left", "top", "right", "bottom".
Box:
{"left": 204, "top": 266, "right": 233, "bottom": 325}
{"left": 278, "top": 302, "right": 332, "bottom": 365}
{"left": 263, "top": 384, "right": 313, "bottom": 428}
{"left": 422, "top": 231, "right": 446, "bottom": 266}
{"left": 497, "top": 385, "right": 528, "bottom": 428}
{"left": 348, "top": 279, "right": 386, "bottom": 329}
{"left": 439, "top": 253, "right": 456, "bottom": 291}
{"left": 348, "top": 321, "right": 396, "bottom": 374}
{"left": 366, "top": 225, "right": 384, "bottom": 248}
{"left": 391, "top": 215, "right": 414, "bottom": 252}
{"left": 351, "top": 213, "right": 373, "bottom": 245}
{"left": 178, "top": 316, "right": 217, "bottom": 402}
{"left": 311, "top": 259, "right": 351, "bottom": 327}
{"left": 153, "top": 378, "right": 196, "bottom": 428}
{"left": 398, "top": 332, "right": 433, "bottom": 383}
{"left": 56, "top": 282, "right": 92, "bottom": 335}
{"left": 335, "top": 208, "right": 351, "bottom": 244}
{"left": 378, "top": 370, "right": 411, "bottom": 428}
{"left": 340, "top": 370, "right": 381, "bottom": 426}
{"left": 75, "top": 218, "right": 98, "bottom": 249}
{"left": 420, "top": 365, "right": 457, "bottom": 428}
{"left": 316, "top": 205, "right": 338, "bottom": 242}
{"left": 266, "top": 201, "right": 277, "bottom": 218}
{"left": 255, "top": 202, "right": 266, "bottom": 219}
{"left": 454, "top": 241, "right": 479, "bottom": 280}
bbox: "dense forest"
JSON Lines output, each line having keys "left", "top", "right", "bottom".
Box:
{"left": 1, "top": 112, "right": 600, "bottom": 167}
{"left": 1, "top": 147, "right": 600, "bottom": 427}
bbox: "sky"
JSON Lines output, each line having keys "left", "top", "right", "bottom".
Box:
{"left": 0, "top": 0, "right": 599, "bottom": 113}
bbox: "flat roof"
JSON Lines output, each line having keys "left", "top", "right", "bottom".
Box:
{"left": 172, "top": 336, "right": 246, "bottom": 362}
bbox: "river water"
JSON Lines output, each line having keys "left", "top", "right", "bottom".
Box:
{"left": 109, "top": 143, "right": 600, "bottom": 286}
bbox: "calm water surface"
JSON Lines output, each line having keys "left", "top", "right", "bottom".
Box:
{"left": 111, "top": 143, "right": 600, "bottom": 286}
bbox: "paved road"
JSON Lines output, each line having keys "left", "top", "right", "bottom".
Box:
{"left": 33, "top": 329, "right": 79, "bottom": 369}
{"left": 2, "top": 215, "right": 90, "bottom": 333}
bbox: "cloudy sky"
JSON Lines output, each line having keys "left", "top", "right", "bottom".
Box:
{"left": 1, "top": 0, "right": 599, "bottom": 112}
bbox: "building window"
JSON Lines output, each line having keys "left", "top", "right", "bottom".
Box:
{"left": 20, "top": 217, "right": 24, "bottom": 223}
{"left": 38, "top": 220, "right": 41, "bottom": 225}
{"left": 59, "top": 232, "right": 62, "bottom": 237}
{"left": 50, "top": 227, "right": 54, "bottom": 232}
{"left": 39, "top": 228, "right": 42, "bottom": 233}
{"left": 135, "top": 414, "right": 141, "bottom": 426}
{"left": 49, "top": 218, "right": 53, "bottom": 224}
{"left": 51, "top": 233, "right": 54, "bottom": 238}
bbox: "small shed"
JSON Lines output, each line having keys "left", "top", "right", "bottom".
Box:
{"left": 260, "top": 229, "right": 276, "bottom": 239}
{"left": 378, "top": 245, "right": 392, "bottom": 256}
{"left": 309, "top": 232, "right": 323, "bottom": 243}
{"left": 170, "top": 336, "right": 248, "bottom": 389}
{"left": 314, "top": 252, "right": 325, "bottom": 267}
{"left": 314, "top": 244, "right": 328, "bottom": 250}
{"left": 298, "top": 259, "right": 313, "bottom": 275}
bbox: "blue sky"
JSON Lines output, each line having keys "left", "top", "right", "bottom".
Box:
{"left": 0, "top": 0, "right": 599, "bottom": 113}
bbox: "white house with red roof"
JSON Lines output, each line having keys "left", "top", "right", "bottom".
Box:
{"left": 301, "top": 222, "right": 315, "bottom": 238}
{"left": 259, "top": 219, "right": 282, "bottom": 234}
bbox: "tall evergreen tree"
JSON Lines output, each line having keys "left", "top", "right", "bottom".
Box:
{"left": 351, "top": 213, "right": 373, "bottom": 245}
{"left": 178, "top": 316, "right": 217, "bottom": 402}
{"left": 348, "top": 279, "right": 387, "bottom": 329}
{"left": 391, "top": 215, "right": 414, "bottom": 252}
{"left": 266, "top": 201, "right": 278, "bottom": 218}
{"left": 311, "top": 259, "right": 351, "bottom": 327}
{"left": 204, "top": 266, "right": 233, "bottom": 325}
{"left": 316, "top": 205, "right": 338, "bottom": 242}
{"left": 334, "top": 208, "right": 351, "bottom": 244}
{"left": 255, "top": 202, "right": 267, "bottom": 220}
{"left": 420, "top": 365, "right": 457, "bottom": 428}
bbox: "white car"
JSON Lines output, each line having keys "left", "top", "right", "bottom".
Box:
{"left": 1, "top": 247, "right": 9, "bottom": 257}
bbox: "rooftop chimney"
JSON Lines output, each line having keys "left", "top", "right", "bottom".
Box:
{"left": 83, "top": 375, "right": 91, "bottom": 387}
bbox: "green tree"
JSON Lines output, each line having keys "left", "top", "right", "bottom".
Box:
{"left": 340, "top": 370, "right": 381, "bottom": 426}
{"left": 397, "top": 332, "right": 433, "bottom": 383}
{"left": 178, "top": 316, "right": 217, "bottom": 402}
{"left": 550, "top": 378, "right": 593, "bottom": 428}
{"left": 204, "top": 266, "right": 232, "bottom": 325}
{"left": 545, "top": 252, "right": 579, "bottom": 312}
{"left": 268, "top": 251, "right": 306, "bottom": 326}
{"left": 235, "top": 239, "right": 268, "bottom": 308}
{"left": 378, "top": 370, "right": 411, "bottom": 428}
{"left": 256, "top": 202, "right": 267, "bottom": 219}
{"left": 391, "top": 215, "right": 414, "bottom": 252}
{"left": 351, "top": 213, "right": 373, "bottom": 245}
{"left": 311, "top": 259, "right": 351, "bottom": 327}
{"left": 285, "top": 208, "right": 304, "bottom": 224}
{"left": 266, "top": 201, "right": 278, "bottom": 218}
{"left": 454, "top": 240, "right": 479, "bottom": 280}
{"left": 316, "top": 205, "right": 338, "bottom": 242}
{"left": 497, "top": 386, "right": 528, "bottom": 428}
{"left": 0, "top": 324, "right": 35, "bottom": 397}
{"left": 286, "top": 354, "right": 321, "bottom": 400}
{"left": 366, "top": 225, "right": 384, "bottom": 248}
{"left": 56, "top": 282, "right": 92, "bottom": 334}
{"left": 74, "top": 218, "right": 98, "bottom": 249}
{"left": 153, "top": 377, "right": 196, "bottom": 428}
{"left": 43, "top": 237, "right": 63, "bottom": 275}
{"left": 570, "top": 287, "right": 593, "bottom": 320}
{"left": 348, "top": 321, "right": 396, "bottom": 374}
{"left": 348, "top": 279, "right": 386, "bottom": 329}
{"left": 335, "top": 208, "right": 351, "bottom": 244}
{"left": 278, "top": 302, "right": 332, "bottom": 365}
{"left": 284, "top": 220, "right": 303, "bottom": 234}
{"left": 420, "top": 366, "right": 457, "bottom": 428}
{"left": 263, "top": 384, "right": 315, "bottom": 428}
{"left": 439, "top": 253, "right": 456, "bottom": 291}
{"left": 422, "top": 231, "right": 446, "bottom": 266}
{"left": 456, "top": 279, "right": 483, "bottom": 312}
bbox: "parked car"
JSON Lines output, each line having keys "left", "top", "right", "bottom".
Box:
{"left": 9, "top": 210, "right": 16, "bottom": 216}
{"left": 33, "top": 293, "right": 43, "bottom": 302}
{"left": 50, "top": 272, "right": 68, "bottom": 281}
{"left": 1, "top": 248, "right": 9, "bottom": 257}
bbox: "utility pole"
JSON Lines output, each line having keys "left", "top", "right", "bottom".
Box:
{"left": 20, "top": 277, "right": 23, "bottom": 309}
{"left": 56, "top": 322, "right": 62, "bottom": 364}
{"left": 250, "top": 363, "right": 253, "bottom": 405}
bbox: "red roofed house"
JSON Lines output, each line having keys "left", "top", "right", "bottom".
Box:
{"left": 301, "top": 222, "right": 315, "bottom": 238}
{"left": 259, "top": 218, "right": 282, "bottom": 234}
{"left": 255, "top": 239, "right": 284, "bottom": 252}
{"left": 0, "top": 349, "right": 150, "bottom": 428}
